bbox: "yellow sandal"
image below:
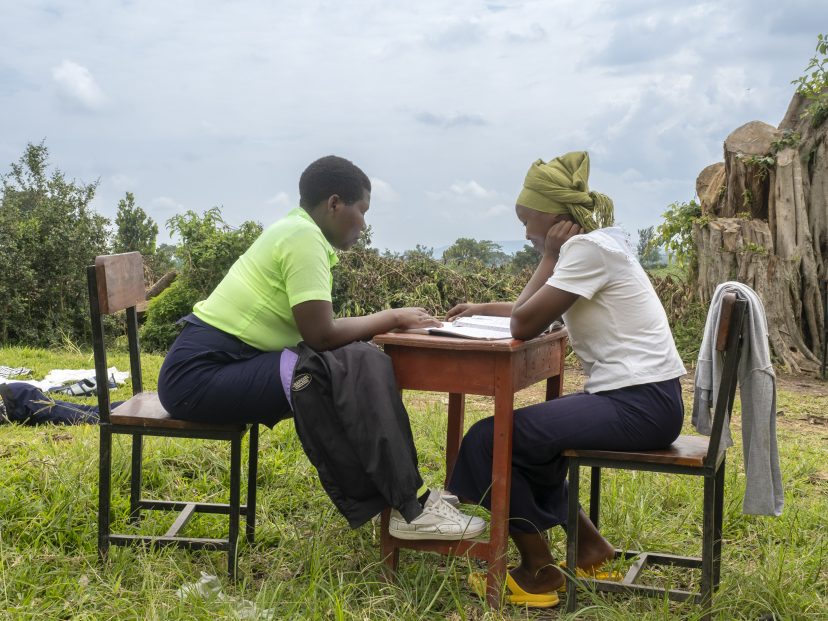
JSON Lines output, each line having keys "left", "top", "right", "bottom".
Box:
{"left": 556, "top": 561, "right": 624, "bottom": 591}
{"left": 468, "top": 570, "right": 560, "bottom": 608}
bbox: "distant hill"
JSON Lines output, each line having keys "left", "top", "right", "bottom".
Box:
{"left": 434, "top": 240, "right": 530, "bottom": 258}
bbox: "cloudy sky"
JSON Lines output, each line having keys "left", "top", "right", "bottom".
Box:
{"left": 1, "top": 1, "right": 825, "bottom": 252}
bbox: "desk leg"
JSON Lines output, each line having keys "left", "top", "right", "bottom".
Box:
{"left": 545, "top": 345, "right": 566, "bottom": 401}
{"left": 379, "top": 508, "right": 399, "bottom": 581}
{"left": 487, "top": 359, "right": 515, "bottom": 607}
{"left": 445, "top": 393, "right": 465, "bottom": 486}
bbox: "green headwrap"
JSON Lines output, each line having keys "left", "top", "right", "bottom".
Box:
{"left": 516, "top": 151, "right": 614, "bottom": 233}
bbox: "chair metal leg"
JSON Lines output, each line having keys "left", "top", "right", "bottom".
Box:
{"left": 228, "top": 434, "right": 242, "bottom": 580}
{"left": 589, "top": 467, "right": 601, "bottom": 528}
{"left": 701, "top": 472, "right": 716, "bottom": 620}
{"left": 566, "top": 459, "right": 581, "bottom": 613}
{"left": 246, "top": 425, "right": 259, "bottom": 544}
{"left": 98, "top": 426, "right": 113, "bottom": 560}
{"left": 713, "top": 459, "right": 725, "bottom": 589}
{"left": 129, "top": 434, "right": 143, "bottom": 523}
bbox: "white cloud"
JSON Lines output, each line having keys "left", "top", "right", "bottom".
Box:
{"left": 110, "top": 173, "right": 137, "bottom": 190}
{"left": 2, "top": 0, "right": 824, "bottom": 253}
{"left": 151, "top": 196, "right": 184, "bottom": 213}
{"left": 369, "top": 178, "right": 400, "bottom": 203}
{"left": 483, "top": 204, "right": 511, "bottom": 218}
{"left": 51, "top": 60, "right": 106, "bottom": 110}
{"left": 427, "top": 180, "right": 498, "bottom": 202}
{"left": 266, "top": 191, "right": 293, "bottom": 208}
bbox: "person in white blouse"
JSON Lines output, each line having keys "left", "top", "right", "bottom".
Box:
{"left": 447, "top": 151, "right": 687, "bottom": 608}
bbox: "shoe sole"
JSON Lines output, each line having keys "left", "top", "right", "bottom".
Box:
{"left": 389, "top": 526, "right": 486, "bottom": 541}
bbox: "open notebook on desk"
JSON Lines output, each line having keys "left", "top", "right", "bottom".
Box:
{"left": 408, "top": 315, "right": 562, "bottom": 340}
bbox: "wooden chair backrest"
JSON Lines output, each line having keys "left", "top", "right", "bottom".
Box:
{"left": 87, "top": 252, "right": 146, "bottom": 423}
{"left": 703, "top": 291, "right": 748, "bottom": 468}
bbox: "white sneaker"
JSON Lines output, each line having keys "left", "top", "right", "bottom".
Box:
{"left": 371, "top": 490, "right": 458, "bottom": 526}
{"left": 440, "top": 490, "right": 460, "bottom": 507}
{"left": 389, "top": 489, "right": 486, "bottom": 540}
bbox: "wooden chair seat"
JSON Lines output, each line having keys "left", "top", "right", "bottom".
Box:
{"left": 110, "top": 392, "right": 247, "bottom": 432}
{"left": 563, "top": 435, "right": 710, "bottom": 468}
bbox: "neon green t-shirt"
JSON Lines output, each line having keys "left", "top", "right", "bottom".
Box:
{"left": 192, "top": 208, "right": 338, "bottom": 351}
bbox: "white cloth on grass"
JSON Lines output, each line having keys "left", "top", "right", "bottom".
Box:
{"left": 0, "top": 366, "right": 31, "bottom": 379}
{"left": 0, "top": 367, "right": 129, "bottom": 392}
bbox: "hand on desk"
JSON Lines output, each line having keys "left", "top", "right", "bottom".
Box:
{"left": 446, "top": 302, "right": 514, "bottom": 322}
{"left": 392, "top": 307, "right": 442, "bottom": 330}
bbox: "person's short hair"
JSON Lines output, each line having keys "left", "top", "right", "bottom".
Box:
{"left": 299, "top": 155, "right": 371, "bottom": 208}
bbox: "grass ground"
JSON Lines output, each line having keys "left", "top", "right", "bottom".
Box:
{"left": 0, "top": 345, "right": 827, "bottom": 620}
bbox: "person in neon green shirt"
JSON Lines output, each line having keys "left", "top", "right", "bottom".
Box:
{"left": 158, "top": 155, "right": 486, "bottom": 541}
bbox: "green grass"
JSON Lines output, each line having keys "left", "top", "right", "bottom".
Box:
{"left": 1, "top": 347, "right": 827, "bottom": 620}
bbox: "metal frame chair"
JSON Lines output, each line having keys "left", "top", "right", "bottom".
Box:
{"left": 563, "top": 291, "right": 748, "bottom": 620}
{"left": 87, "top": 252, "right": 259, "bottom": 579}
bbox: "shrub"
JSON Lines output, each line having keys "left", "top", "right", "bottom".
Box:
{"left": 140, "top": 279, "right": 201, "bottom": 352}
{"left": 0, "top": 142, "right": 109, "bottom": 346}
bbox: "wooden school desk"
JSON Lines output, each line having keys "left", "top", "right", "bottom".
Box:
{"left": 373, "top": 328, "right": 568, "bottom": 607}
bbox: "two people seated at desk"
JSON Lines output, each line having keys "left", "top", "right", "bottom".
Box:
{"left": 156, "top": 151, "right": 686, "bottom": 602}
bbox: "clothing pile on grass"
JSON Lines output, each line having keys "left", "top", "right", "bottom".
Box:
{"left": 0, "top": 366, "right": 128, "bottom": 425}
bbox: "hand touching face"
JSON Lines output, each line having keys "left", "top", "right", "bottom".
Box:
{"left": 544, "top": 220, "right": 583, "bottom": 258}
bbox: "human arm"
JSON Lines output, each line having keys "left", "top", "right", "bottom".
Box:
{"left": 445, "top": 302, "right": 514, "bottom": 321}
{"left": 292, "top": 301, "right": 440, "bottom": 351}
{"left": 510, "top": 221, "right": 582, "bottom": 340}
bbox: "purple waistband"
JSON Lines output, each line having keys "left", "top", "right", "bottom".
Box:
{"left": 279, "top": 349, "right": 299, "bottom": 410}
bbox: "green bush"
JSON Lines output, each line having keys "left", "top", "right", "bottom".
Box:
{"left": 332, "top": 246, "right": 530, "bottom": 318}
{"left": 0, "top": 142, "right": 109, "bottom": 346}
{"left": 140, "top": 279, "right": 201, "bottom": 352}
{"left": 140, "top": 208, "right": 262, "bottom": 351}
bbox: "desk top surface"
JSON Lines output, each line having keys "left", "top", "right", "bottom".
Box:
{"left": 373, "top": 327, "right": 567, "bottom": 353}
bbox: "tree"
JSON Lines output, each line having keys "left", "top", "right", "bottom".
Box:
{"left": 637, "top": 226, "right": 664, "bottom": 269}
{"left": 113, "top": 192, "right": 159, "bottom": 257}
{"left": 0, "top": 142, "right": 109, "bottom": 345}
{"left": 401, "top": 244, "right": 434, "bottom": 261}
{"left": 152, "top": 243, "right": 179, "bottom": 276}
{"left": 442, "top": 238, "right": 509, "bottom": 267}
{"left": 510, "top": 244, "right": 541, "bottom": 273}
{"left": 690, "top": 36, "right": 828, "bottom": 371}
{"left": 140, "top": 208, "right": 262, "bottom": 350}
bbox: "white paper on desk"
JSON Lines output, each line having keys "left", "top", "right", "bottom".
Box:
{"left": 404, "top": 315, "right": 511, "bottom": 340}
{"left": 406, "top": 315, "right": 563, "bottom": 340}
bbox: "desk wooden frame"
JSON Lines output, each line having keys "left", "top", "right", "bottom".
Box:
{"left": 373, "top": 329, "right": 568, "bottom": 607}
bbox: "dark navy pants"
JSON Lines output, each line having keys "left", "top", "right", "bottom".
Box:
{"left": 448, "top": 378, "right": 685, "bottom": 534}
{"left": 0, "top": 382, "right": 121, "bottom": 425}
{"left": 157, "top": 315, "right": 291, "bottom": 427}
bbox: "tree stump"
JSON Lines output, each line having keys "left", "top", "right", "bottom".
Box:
{"left": 693, "top": 104, "right": 827, "bottom": 373}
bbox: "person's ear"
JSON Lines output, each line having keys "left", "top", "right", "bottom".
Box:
{"left": 326, "top": 194, "right": 342, "bottom": 213}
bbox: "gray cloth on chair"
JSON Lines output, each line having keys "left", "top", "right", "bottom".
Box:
{"left": 692, "top": 281, "right": 783, "bottom": 516}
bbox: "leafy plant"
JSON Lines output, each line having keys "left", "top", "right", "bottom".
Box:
{"left": 140, "top": 279, "right": 201, "bottom": 351}
{"left": 791, "top": 33, "right": 828, "bottom": 127}
{"left": 648, "top": 200, "right": 702, "bottom": 269}
{"left": 140, "top": 208, "right": 262, "bottom": 350}
{"left": 441, "top": 238, "right": 509, "bottom": 268}
{"left": 113, "top": 192, "right": 158, "bottom": 258}
{"left": 0, "top": 142, "right": 109, "bottom": 346}
{"left": 165, "top": 208, "right": 262, "bottom": 296}
{"left": 637, "top": 226, "right": 664, "bottom": 269}
{"left": 770, "top": 129, "right": 802, "bottom": 153}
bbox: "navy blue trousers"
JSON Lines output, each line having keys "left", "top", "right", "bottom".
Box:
{"left": 448, "top": 378, "right": 684, "bottom": 534}
{"left": 157, "top": 315, "right": 291, "bottom": 427}
{"left": 0, "top": 382, "right": 121, "bottom": 425}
